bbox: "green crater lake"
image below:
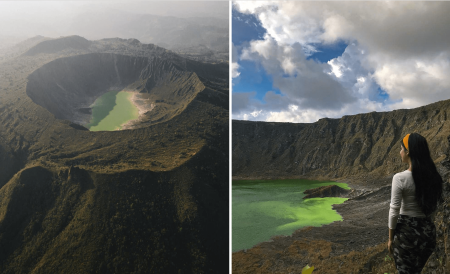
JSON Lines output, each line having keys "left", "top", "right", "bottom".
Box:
{"left": 232, "top": 179, "right": 350, "bottom": 252}
{"left": 86, "top": 91, "right": 139, "bottom": 131}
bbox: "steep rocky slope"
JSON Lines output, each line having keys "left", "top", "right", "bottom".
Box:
{"left": 232, "top": 100, "right": 450, "bottom": 273}
{"left": 233, "top": 100, "right": 450, "bottom": 184}
{"left": 0, "top": 36, "right": 228, "bottom": 273}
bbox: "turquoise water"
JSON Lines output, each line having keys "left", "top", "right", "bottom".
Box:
{"left": 86, "top": 91, "right": 139, "bottom": 131}
{"left": 232, "top": 179, "right": 349, "bottom": 252}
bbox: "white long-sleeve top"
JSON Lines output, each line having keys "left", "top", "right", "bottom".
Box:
{"left": 389, "top": 170, "right": 426, "bottom": 229}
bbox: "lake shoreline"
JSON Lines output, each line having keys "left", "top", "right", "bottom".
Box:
{"left": 86, "top": 90, "right": 139, "bottom": 131}
{"left": 232, "top": 179, "right": 350, "bottom": 252}
{"left": 232, "top": 178, "right": 393, "bottom": 273}
{"left": 120, "top": 91, "right": 155, "bottom": 130}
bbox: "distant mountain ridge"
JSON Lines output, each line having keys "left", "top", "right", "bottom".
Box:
{"left": 22, "top": 35, "right": 175, "bottom": 59}
{"left": 23, "top": 35, "right": 92, "bottom": 56}
{"left": 67, "top": 12, "right": 228, "bottom": 53}
{"left": 22, "top": 35, "right": 227, "bottom": 64}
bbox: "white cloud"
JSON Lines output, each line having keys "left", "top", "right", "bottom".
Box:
{"left": 233, "top": 1, "right": 450, "bottom": 122}
{"left": 325, "top": 43, "right": 382, "bottom": 102}
{"left": 240, "top": 34, "right": 357, "bottom": 111}
{"left": 232, "top": 97, "right": 390, "bottom": 123}
{"left": 327, "top": 59, "right": 343, "bottom": 78}
{"left": 250, "top": 110, "right": 263, "bottom": 117}
{"left": 373, "top": 53, "right": 450, "bottom": 109}
{"left": 232, "top": 62, "right": 241, "bottom": 78}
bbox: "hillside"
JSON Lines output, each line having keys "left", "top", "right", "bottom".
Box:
{"left": 233, "top": 101, "right": 450, "bottom": 183}
{"left": 0, "top": 36, "right": 228, "bottom": 273}
{"left": 232, "top": 101, "right": 450, "bottom": 273}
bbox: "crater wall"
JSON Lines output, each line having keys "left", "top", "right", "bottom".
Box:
{"left": 232, "top": 99, "right": 450, "bottom": 182}
{"left": 26, "top": 53, "right": 151, "bottom": 124}
{"left": 26, "top": 53, "right": 205, "bottom": 128}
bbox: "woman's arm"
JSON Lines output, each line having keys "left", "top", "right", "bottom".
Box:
{"left": 389, "top": 174, "right": 402, "bottom": 229}
{"left": 388, "top": 228, "right": 394, "bottom": 254}
{"left": 388, "top": 174, "right": 402, "bottom": 254}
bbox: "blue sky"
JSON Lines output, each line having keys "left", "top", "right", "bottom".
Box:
{"left": 232, "top": 2, "right": 450, "bottom": 122}
{"left": 307, "top": 41, "right": 348, "bottom": 63}
{"left": 232, "top": 8, "right": 273, "bottom": 102}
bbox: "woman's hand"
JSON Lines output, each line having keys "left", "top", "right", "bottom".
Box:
{"left": 388, "top": 228, "right": 395, "bottom": 255}
{"left": 388, "top": 239, "right": 393, "bottom": 255}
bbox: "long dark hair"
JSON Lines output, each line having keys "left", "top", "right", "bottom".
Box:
{"left": 402, "top": 133, "right": 443, "bottom": 216}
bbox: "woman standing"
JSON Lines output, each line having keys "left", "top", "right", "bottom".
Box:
{"left": 388, "top": 133, "right": 443, "bottom": 274}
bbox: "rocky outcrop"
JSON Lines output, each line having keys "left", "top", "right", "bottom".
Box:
{"left": 303, "top": 185, "right": 350, "bottom": 199}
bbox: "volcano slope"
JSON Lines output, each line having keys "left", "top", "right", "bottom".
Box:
{"left": 232, "top": 101, "right": 450, "bottom": 273}
{"left": 0, "top": 36, "right": 228, "bottom": 273}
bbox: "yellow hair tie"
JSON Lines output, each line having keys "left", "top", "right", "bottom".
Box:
{"left": 403, "top": 134, "right": 410, "bottom": 150}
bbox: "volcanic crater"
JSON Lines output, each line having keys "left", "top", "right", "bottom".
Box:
{"left": 26, "top": 52, "right": 205, "bottom": 130}
{"left": 0, "top": 36, "right": 229, "bottom": 273}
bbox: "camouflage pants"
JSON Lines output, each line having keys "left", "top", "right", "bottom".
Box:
{"left": 392, "top": 215, "right": 436, "bottom": 274}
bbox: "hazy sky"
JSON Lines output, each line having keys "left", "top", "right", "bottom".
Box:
{"left": 232, "top": 1, "right": 450, "bottom": 123}
{"left": 0, "top": 1, "right": 228, "bottom": 40}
